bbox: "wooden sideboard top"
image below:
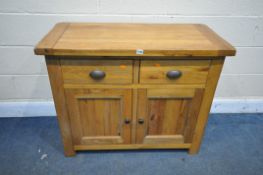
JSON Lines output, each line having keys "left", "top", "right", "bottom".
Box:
{"left": 34, "top": 23, "right": 236, "bottom": 57}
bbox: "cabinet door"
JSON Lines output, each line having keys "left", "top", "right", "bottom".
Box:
{"left": 65, "top": 88, "right": 132, "bottom": 145}
{"left": 136, "top": 88, "right": 204, "bottom": 144}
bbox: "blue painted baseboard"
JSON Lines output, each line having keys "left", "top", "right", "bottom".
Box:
{"left": 0, "top": 99, "right": 262, "bottom": 117}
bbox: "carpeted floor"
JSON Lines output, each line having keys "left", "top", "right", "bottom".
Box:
{"left": 0, "top": 114, "right": 262, "bottom": 175}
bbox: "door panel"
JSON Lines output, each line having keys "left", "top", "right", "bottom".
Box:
{"left": 78, "top": 99, "right": 121, "bottom": 137}
{"left": 136, "top": 88, "right": 204, "bottom": 144}
{"left": 65, "top": 88, "right": 132, "bottom": 145}
{"left": 147, "top": 99, "right": 190, "bottom": 135}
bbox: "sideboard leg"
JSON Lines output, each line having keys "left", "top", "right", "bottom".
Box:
{"left": 188, "top": 148, "right": 199, "bottom": 155}
{"left": 57, "top": 114, "right": 76, "bottom": 157}
{"left": 64, "top": 148, "right": 76, "bottom": 157}
{"left": 188, "top": 147, "right": 199, "bottom": 155}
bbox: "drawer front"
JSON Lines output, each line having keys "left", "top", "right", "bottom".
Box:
{"left": 61, "top": 59, "right": 133, "bottom": 84}
{"left": 140, "top": 60, "right": 210, "bottom": 84}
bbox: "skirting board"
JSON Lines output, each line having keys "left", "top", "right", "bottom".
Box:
{"left": 0, "top": 101, "right": 56, "bottom": 117}
{"left": 0, "top": 99, "right": 263, "bottom": 117}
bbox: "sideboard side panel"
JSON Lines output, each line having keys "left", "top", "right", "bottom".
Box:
{"left": 189, "top": 58, "right": 225, "bottom": 154}
{"left": 45, "top": 56, "right": 75, "bottom": 156}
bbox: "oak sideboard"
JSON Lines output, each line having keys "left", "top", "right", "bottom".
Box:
{"left": 35, "top": 23, "right": 235, "bottom": 156}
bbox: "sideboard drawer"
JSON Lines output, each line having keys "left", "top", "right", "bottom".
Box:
{"left": 140, "top": 60, "right": 210, "bottom": 84}
{"left": 61, "top": 59, "right": 133, "bottom": 84}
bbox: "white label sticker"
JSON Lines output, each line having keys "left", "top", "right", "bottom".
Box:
{"left": 136, "top": 49, "right": 144, "bottom": 55}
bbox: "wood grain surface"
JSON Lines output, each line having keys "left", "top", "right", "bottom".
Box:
{"left": 35, "top": 23, "right": 236, "bottom": 57}
{"left": 61, "top": 59, "right": 133, "bottom": 84}
{"left": 140, "top": 60, "right": 210, "bottom": 84}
